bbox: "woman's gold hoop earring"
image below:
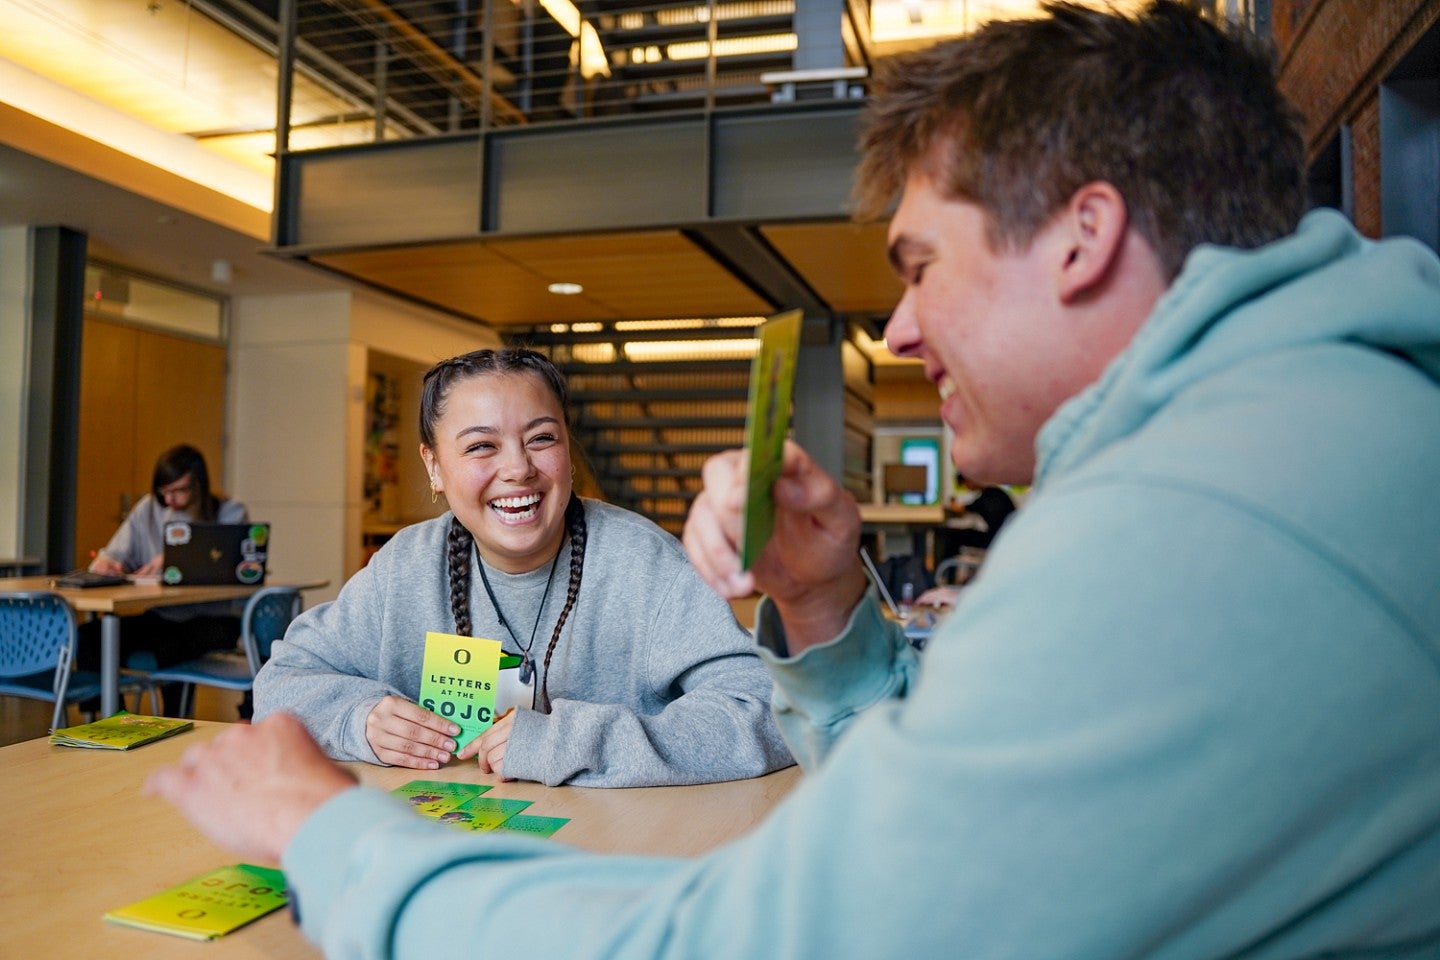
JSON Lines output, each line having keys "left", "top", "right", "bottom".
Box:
{"left": 430, "top": 476, "right": 439, "bottom": 503}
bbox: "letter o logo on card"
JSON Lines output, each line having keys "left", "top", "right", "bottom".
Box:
{"left": 453, "top": 649, "right": 471, "bottom": 665}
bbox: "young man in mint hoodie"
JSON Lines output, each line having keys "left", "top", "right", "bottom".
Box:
{"left": 149, "top": 2, "right": 1440, "bottom": 955}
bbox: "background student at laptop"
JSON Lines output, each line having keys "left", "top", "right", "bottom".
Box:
{"left": 79, "top": 444, "right": 249, "bottom": 716}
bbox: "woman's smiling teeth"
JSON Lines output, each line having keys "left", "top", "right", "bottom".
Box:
{"left": 490, "top": 493, "right": 542, "bottom": 522}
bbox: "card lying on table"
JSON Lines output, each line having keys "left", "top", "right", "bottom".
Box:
{"left": 392, "top": 778, "right": 571, "bottom": 837}
{"left": 50, "top": 712, "right": 192, "bottom": 750}
{"left": 437, "top": 796, "right": 535, "bottom": 832}
{"left": 390, "top": 778, "right": 492, "bottom": 817}
{"left": 105, "top": 863, "right": 288, "bottom": 941}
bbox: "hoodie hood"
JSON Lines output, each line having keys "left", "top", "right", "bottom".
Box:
{"left": 1035, "top": 208, "right": 1440, "bottom": 488}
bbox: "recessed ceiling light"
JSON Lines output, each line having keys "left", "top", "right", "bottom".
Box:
{"left": 548, "top": 282, "right": 583, "bottom": 295}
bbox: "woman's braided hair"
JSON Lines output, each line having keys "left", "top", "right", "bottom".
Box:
{"left": 421, "top": 348, "right": 587, "bottom": 713}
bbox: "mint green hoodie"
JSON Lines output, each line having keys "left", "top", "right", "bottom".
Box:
{"left": 284, "top": 211, "right": 1440, "bottom": 957}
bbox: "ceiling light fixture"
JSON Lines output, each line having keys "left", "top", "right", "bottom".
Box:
{"left": 667, "top": 33, "right": 797, "bottom": 61}
{"left": 548, "top": 282, "right": 584, "bottom": 295}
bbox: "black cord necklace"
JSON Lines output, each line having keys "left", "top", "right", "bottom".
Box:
{"left": 475, "top": 543, "right": 563, "bottom": 686}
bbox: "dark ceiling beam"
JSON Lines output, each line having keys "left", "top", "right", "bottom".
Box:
{"left": 684, "top": 224, "right": 830, "bottom": 316}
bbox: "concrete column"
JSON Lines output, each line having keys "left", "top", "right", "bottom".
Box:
{"left": 0, "top": 226, "right": 31, "bottom": 560}
{"left": 24, "top": 226, "right": 86, "bottom": 573}
{"left": 791, "top": 315, "right": 845, "bottom": 483}
{"left": 792, "top": 0, "right": 848, "bottom": 71}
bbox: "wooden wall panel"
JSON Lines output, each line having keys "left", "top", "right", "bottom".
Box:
{"left": 74, "top": 318, "right": 227, "bottom": 564}
{"left": 132, "top": 333, "right": 227, "bottom": 499}
{"left": 74, "top": 318, "right": 137, "bottom": 562}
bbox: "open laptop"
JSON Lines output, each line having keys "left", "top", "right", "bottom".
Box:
{"left": 161, "top": 521, "right": 270, "bottom": 586}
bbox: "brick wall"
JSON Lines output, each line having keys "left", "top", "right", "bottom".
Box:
{"left": 1273, "top": 0, "right": 1439, "bottom": 235}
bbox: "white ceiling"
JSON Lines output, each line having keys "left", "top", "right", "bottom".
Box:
{"left": 0, "top": 141, "right": 343, "bottom": 301}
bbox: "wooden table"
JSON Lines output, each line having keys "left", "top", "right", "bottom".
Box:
{"left": 0, "top": 722, "right": 802, "bottom": 958}
{"left": 857, "top": 503, "right": 945, "bottom": 526}
{"left": 0, "top": 577, "right": 328, "bottom": 716}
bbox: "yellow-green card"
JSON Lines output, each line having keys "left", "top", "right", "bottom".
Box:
{"left": 740, "top": 308, "right": 803, "bottom": 569}
{"left": 419, "top": 632, "right": 502, "bottom": 750}
{"left": 391, "top": 779, "right": 492, "bottom": 817}
{"left": 438, "top": 796, "right": 534, "bottom": 832}
{"left": 104, "top": 864, "right": 287, "bottom": 941}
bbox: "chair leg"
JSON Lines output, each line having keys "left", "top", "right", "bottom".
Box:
{"left": 179, "top": 683, "right": 194, "bottom": 719}
{"left": 125, "top": 685, "right": 163, "bottom": 716}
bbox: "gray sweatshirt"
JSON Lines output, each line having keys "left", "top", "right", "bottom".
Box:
{"left": 254, "top": 499, "right": 792, "bottom": 786}
{"left": 97, "top": 493, "right": 248, "bottom": 571}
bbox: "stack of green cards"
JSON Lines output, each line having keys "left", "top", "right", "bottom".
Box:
{"left": 105, "top": 864, "right": 287, "bottom": 941}
{"left": 51, "top": 712, "right": 192, "bottom": 750}
{"left": 740, "top": 309, "right": 803, "bottom": 569}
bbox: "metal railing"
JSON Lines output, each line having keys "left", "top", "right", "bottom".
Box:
{"left": 267, "top": 0, "right": 826, "bottom": 150}
{"left": 195, "top": 0, "right": 1267, "bottom": 156}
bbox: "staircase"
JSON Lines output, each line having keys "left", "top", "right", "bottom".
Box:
{"left": 525, "top": 323, "right": 761, "bottom": 535}
{"left": 587, "top": 0, "right": 800, "bottom": 115}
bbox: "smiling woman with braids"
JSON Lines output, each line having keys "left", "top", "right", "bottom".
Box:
{"left": 253, "top": 348, "right": 792, "bottom": 786}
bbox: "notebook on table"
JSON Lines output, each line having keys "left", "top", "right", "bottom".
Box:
{"left": 161, "top": 522, "right": 270, "bottom": 586}
{"left": 53, "top": 570, "right": 130, "bottom": 589}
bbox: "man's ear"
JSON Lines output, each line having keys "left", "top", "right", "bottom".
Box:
{"left": 1056, "top": 182, "right": 1128, "bottom": 304}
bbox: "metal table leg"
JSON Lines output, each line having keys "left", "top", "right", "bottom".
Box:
{"left": 100, "top": 614, "right": 120, "bottom": 716}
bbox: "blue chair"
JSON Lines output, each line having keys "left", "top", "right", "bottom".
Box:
{"left": 146, "top": 586, "right": 302, "bottom": 718}
{"left": 0, "top": 591, "right": 157, "bottom": 731}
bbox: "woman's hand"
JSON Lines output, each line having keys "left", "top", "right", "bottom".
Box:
{"left": 89, "top": 555, "right": 125, "bottom": 576}
{"left": 456, "top": 709, "right": 515, "bottom": 779}
{"left": 133, "top": 552, "right": 165, "bottom": 578}
{"left": 365, "top": 695, "right": 461, "bottom": 769}
{"left": 145, "top": 714, "right": 356, "bottom": 864}
{"left": 915, "top": 585, "right": 962, "bottom": 608}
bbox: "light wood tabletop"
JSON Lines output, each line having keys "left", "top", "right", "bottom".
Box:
{"left": 0, "top": 576, "right": 328, "bottom": 715}
{"left": 858, "top": 503, "right": 945, "bottom": 526}
{"left": 0, "top": 721, "right": 802, "bottom": 958}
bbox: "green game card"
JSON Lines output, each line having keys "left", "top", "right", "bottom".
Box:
{"left": 437, "top": 796, "right": 534, "bottom": 832}
{"left": 390, "top": 779, "right": 492, "bottom": 817}
{"left": 419, "top": 632, "right": 502, "bottom": 751}
{"left": 740, "top": 309, "right": 803, "bottom": 570}
{"left": 104, "top": 864, "right": 288, "bottom": 941}
{"left": 496, "top": 814, "right": 571, "bottom": 838}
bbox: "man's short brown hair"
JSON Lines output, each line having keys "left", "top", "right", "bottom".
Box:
{"left": 854, "top": 1, "right": 1307, "bottom": 280}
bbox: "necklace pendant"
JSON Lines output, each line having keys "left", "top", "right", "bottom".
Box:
{"left": 519, "top": 656, "right": 534, "bottom": 686}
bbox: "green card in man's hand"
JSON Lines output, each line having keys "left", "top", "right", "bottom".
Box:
{"left": 740, "top": 309, "right": 803, "bottom": 570}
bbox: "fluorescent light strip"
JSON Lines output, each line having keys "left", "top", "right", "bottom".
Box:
{"left": 667, "top": 32, "right": 797, "bottom": 61}
{"left": 654, "top": 1, "right": 796, "bottom": 27}
{"left": 623, "top": 338, "right": 760, "bottom": 361}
